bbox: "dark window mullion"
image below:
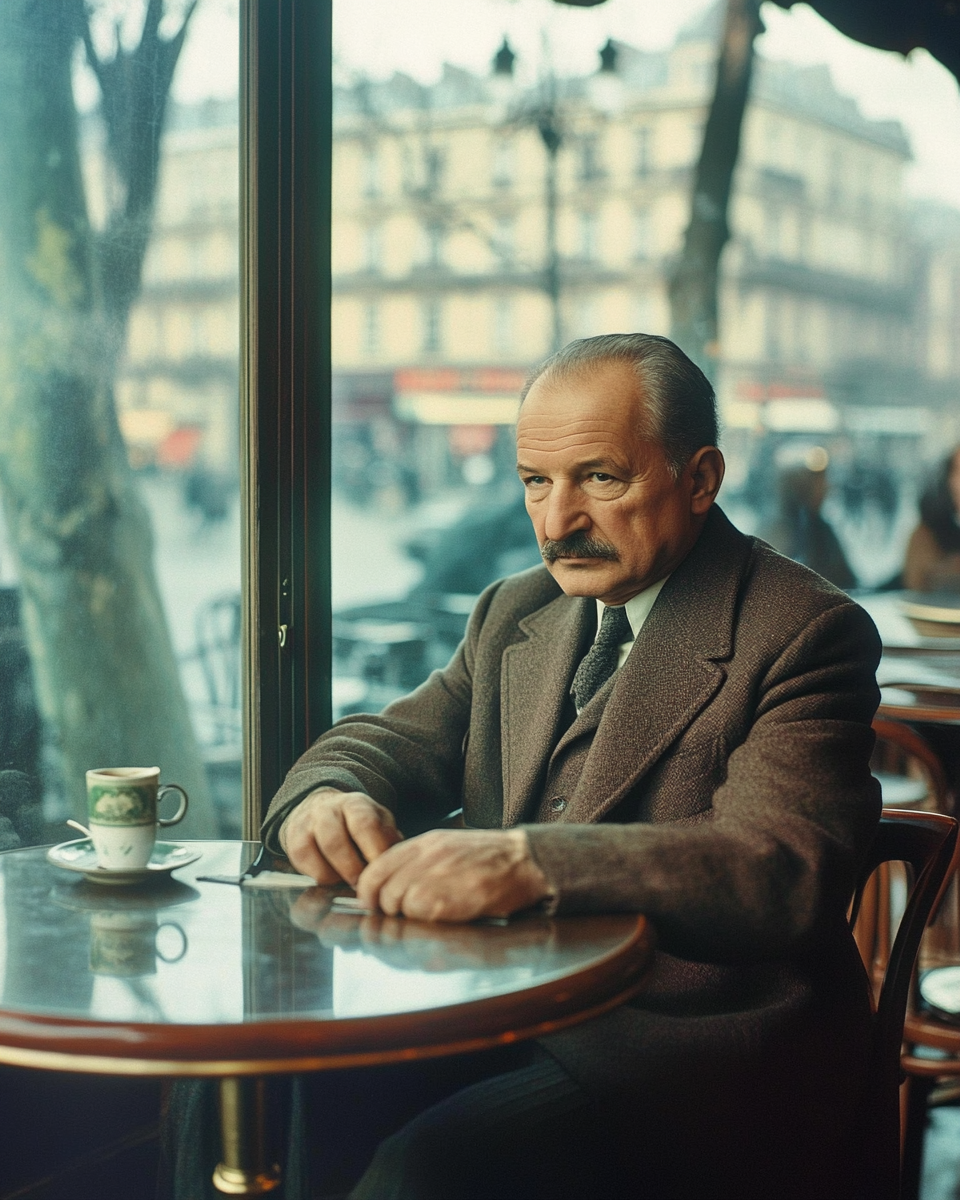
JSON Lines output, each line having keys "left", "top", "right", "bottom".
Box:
{"left": 241, "top": 0, "right": 332, "bottom": 836}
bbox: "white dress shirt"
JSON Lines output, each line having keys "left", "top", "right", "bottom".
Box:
{"left": 594, "top": 575, "right": 669, "bottom": 672}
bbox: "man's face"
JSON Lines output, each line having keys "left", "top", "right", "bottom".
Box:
{"left": 515, "top": 361, "right": 722, "bottom": 606}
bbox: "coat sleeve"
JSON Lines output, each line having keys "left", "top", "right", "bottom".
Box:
{"left": 523, "top": 599, "right": 882, "bottom": 963}
{"left": 260, "top": 580, "right": 503, "bottom": 853}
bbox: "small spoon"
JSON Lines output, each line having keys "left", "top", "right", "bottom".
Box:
{"left": 66, "top": 818, "right": 93, "bottom": 839}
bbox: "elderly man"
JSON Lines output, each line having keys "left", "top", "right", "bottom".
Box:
{"left": 265, "top": 334, "right": 881, "bottom": 1200}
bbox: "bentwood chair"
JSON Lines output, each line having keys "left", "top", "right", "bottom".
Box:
{"left": 854, "top": 721, "right": 953, "bottom": 997}
{"left": 872, "top": 718, "right": 951, "bottom": 814}
{"left": 849, "top": 809, "right": 958, "bottom": 1200}
{"left": 863, "top": 719, "right": 960, "bottom": 1198}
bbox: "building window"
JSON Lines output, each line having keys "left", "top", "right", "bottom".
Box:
{"left": 492, "top": 138, "right": 513, "bottom": 189}
{"left": 765, "top": 295, "right": 783, "bottom": 362}
{"left": 493, "top": 216, "right": 514, "bottom": 267}
{"left": 422, "top": 298, "right": 443, "bottom": 352}
{"left": 190, "top": 309, "right": 207, "bottom": 356}
{"left": 423, "top": 146, "right": 444, "bottom": 194}
{"left": 633, "top": 208, "right": 654, "bottom": 260}
{"left": 579, "top": 211, "right": 599, "bottom": 262}
{"left": 578, "top": 135, "right": 603, "bottom": 182}
{"left": 363, "top": 302, "right": 380, "bottom": 356}
{"left": 362, "top": 145, "right": 380, "bottom": 199}
{"left": 828, "top": 149, "right": 843, "bottom": 206}
{"left": 363, "top": 225, "right": 382, "bottom": 273}
{"left": 573, "top": 293, "right": 600, "bottom": 338}
{"left": 493, "top": 296, "right": 513, "bottom": 355}
{"left": 422, "top": 223, "right": 445, "bottom": 268}
{"left": 764, "top": 206, "right": 782, "bottom": 259}
{"left": 635, "top": 125, "right": 653, "bottom": 177}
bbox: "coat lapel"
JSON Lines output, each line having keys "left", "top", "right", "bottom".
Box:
{"left": 558, "top": 506, "right": 752, "bottom": 824}
{"left": 500, "top": 593, "right": 593, "bottom": 826}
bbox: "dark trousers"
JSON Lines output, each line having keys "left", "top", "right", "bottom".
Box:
{"left": 159, "top": 1041, "right": 627, "bottom": 1200}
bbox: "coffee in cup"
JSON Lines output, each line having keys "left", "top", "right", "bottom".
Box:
{"left": 85, "top": 767, "right": 188, "bottom": 869}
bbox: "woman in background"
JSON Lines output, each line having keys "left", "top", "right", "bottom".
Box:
{"left": 905, "top": 447, "right": 960, "bottom": 593}
{"left": 759, "top": 446, "right": 856, "bottom": 591}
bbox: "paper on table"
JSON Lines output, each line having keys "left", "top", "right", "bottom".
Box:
{"left": 241, "top": 870, "right": 316, "bottom": 889}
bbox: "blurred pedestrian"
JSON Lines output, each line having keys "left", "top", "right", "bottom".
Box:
{"left": 904, "top": 446, "right": 960, "bottom": 593}
{"left": 758, "top": 446, "right": 856, "bottom": 590}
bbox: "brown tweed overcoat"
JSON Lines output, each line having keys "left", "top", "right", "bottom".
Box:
{"left": 264, "top": 505, "right": 883, "bottom": 1197}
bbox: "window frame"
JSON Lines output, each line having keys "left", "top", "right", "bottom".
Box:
{"left": 240, "top": 0, "right": 333, "bottom": 835}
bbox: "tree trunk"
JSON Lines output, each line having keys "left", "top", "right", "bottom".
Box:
{"left": 668, "top": 0, "right": 764, "bottom": 380}
{"left": 0, "top": 2, "right": 213, "bottom": 835}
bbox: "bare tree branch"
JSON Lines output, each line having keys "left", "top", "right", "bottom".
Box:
{"left": 668, "top": 0, "right": 763, "bottom": 379}
{"left": 83, "top": 0, "right": 199, "bottom": 326}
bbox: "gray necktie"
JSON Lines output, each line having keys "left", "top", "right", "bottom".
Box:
{"left": 570, "top": 604, "right": 632, "bottom": 711}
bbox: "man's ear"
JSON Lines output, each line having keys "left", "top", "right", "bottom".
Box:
{"left": 687, "top": 447, "right": 725, "bottom": 514}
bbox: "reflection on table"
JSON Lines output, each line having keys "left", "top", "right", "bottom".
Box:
{"left": 0, "top": 841, "right": 652, "bottom": 1074}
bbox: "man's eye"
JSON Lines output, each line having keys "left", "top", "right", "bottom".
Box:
{"left": 524, "top": 476, "right": 547, "bottom": 486}
{"left": 591, "top": 472, "right": 614, "bottom": 482}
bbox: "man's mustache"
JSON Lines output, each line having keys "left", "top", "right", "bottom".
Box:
{"left": 540, "top": 532, "right": 619, "bottom": 562}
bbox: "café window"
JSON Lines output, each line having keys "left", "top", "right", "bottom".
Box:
{"left": 1, "top": 0, "right": 959, "bottom": 849}
{"left": 329, "top": 0, "right": 960, "bottom": 731}
{"left": 0, "top": 1, "right": 241, "bottom": 848}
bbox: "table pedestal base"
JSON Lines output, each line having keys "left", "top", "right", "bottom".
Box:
{"left": 213, "top": 1077, "right": 282, "bottom": 1196}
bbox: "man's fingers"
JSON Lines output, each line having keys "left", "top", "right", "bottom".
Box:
{"left": 312, "top": 802, "right": 368, "bottom": 886}
{"left": 356, "top": 829, "right": 551, "bottom": 922}
{"left": 283, "top": 832, "right": 342, "bottom": 886}
{"left": 355, "top": 840, "right": 410, "bottom": 913}
{"left": 343, "top": 799, "right": 404, "bottom": 863}
{"left": 280, "top": 790, "right": 404, "bottom": 887}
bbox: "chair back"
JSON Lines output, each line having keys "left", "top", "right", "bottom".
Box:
{"left": 872, "top": 718, "right": 951, "bottom": 811}
{"left": 849, "top": 809, "right": 958, "bottom": 1198}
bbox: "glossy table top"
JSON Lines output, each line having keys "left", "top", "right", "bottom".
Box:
{"left": 0, "top": 841, "right": 652, "bottom": 1076}
{"left": 855, "top": 593, "right": 960, "bottom": 722}
{"left": 876, "top": 653, "right": 960, "bottom": 724}
{"left": 859, "top": 592, "right": 960, "bottom": 654}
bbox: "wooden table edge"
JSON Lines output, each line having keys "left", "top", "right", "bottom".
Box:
{"left": 0, "top": 914, "right": 654, "bottom": 1077}
{"left": 877, "top": 702, "right": 960, "bottom": 724}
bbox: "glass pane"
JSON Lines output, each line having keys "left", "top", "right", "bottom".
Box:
{"left": 332, "top": 0, "right": 960, "bottom": 712}
{"left": 0, "top": 0, "right": 240, "bottom": 846}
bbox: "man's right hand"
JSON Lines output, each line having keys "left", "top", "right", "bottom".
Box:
{"left": 278, "top": 787, "right": 403, "bottom": 886}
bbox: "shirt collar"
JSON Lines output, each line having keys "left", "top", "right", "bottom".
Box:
{"left": 595, "top": 575, "right": 669, "bottom": 643}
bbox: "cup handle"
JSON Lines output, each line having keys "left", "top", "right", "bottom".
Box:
{"left": 156, "top": 922, "right": 188, "bottom": 963}
{"left": 157, "top": 784, "right": 188, "bottom": 827}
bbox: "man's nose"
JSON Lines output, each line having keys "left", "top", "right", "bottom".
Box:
{"left": 542, "top": 483, "right": 590, "bottom": 542}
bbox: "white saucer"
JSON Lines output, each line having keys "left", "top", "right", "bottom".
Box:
{"left": 46, "top": 838, "right": 201, "bottom": 886}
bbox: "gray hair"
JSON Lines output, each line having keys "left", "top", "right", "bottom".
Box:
{"left": 520, "top": 333, "right": 718, "bottom": 478}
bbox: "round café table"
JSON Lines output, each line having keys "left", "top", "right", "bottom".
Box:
{"left": 0, "top": 840, "right": 653, "bottom": 1195}
{"left": 854, "top": 594, "right": 960, "bottom": 723}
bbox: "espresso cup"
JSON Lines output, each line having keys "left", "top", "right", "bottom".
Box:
{"left": 86, "top": 767, "right": 188, "bottom": 870}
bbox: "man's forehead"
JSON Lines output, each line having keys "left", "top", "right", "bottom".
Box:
{"left": 521, "top": 360, "right": 647, "bottom": 416}
{"left": 517, "top": 362, "right": 653, "bottom": 444}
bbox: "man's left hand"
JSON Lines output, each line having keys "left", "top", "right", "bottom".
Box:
{"left": 355, "top": 828, "right": 552, "bottom": 922}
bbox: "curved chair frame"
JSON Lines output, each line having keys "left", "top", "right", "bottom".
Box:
{"left": 849, "top": 808, "right": 958, "bottom": 1200}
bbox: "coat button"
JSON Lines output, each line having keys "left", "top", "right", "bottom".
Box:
{"left": 549, "top": 796, "right": 567, "bottom": 813}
